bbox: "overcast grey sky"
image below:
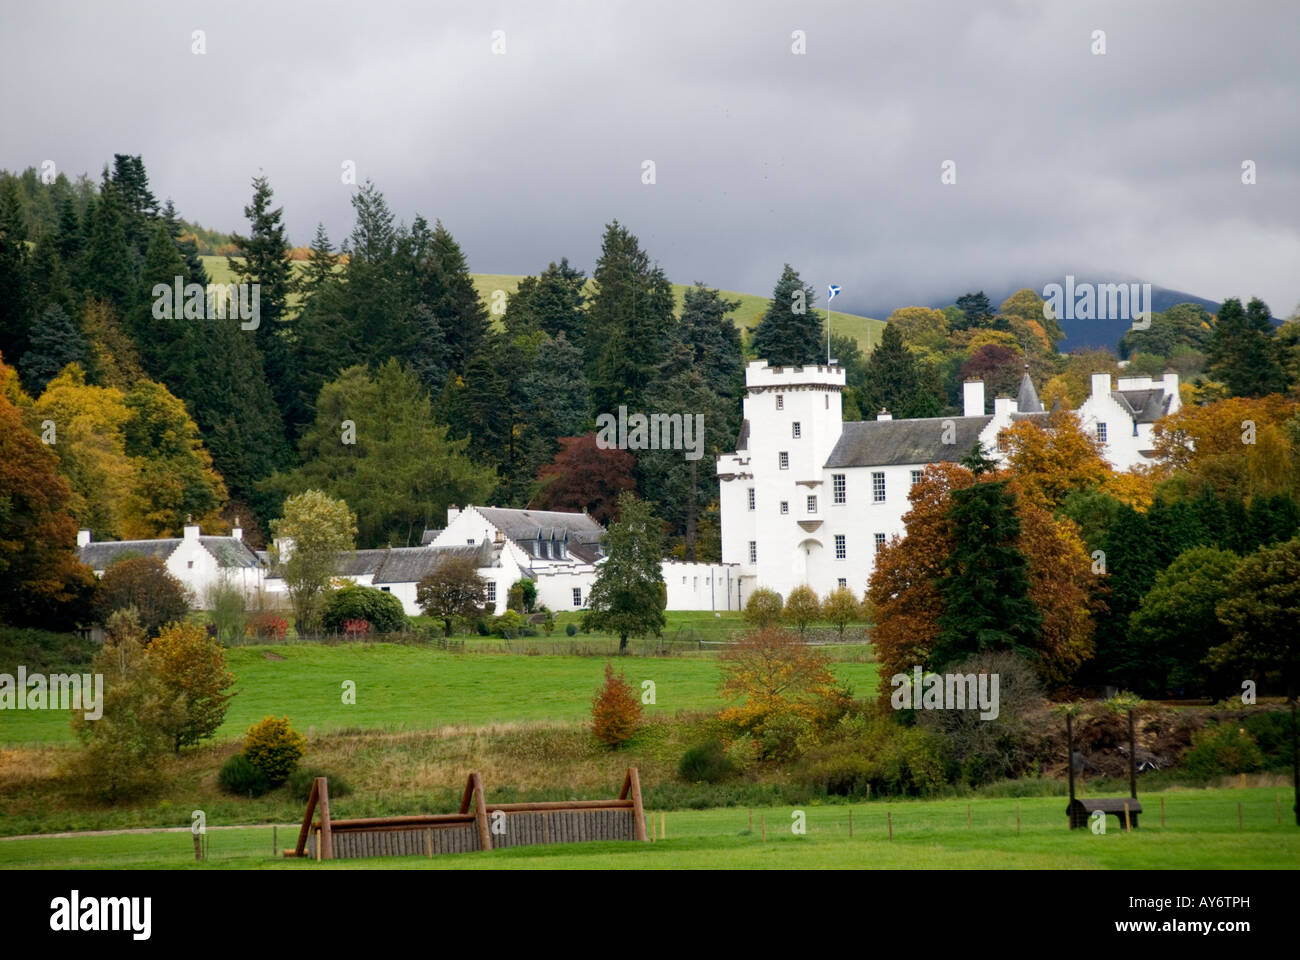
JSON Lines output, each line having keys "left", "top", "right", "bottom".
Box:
{"left": 2, "top": 0, "right": 1297, "bottom": 318}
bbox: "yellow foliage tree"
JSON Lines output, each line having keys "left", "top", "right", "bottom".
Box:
{"left": 149, "top": 620, "right": 237, "bottom": 754}
{"left": 1152, "top": 395, "right": 1298, "bottom": 501}
{"left": 718, "top": 627, "right": 842, "bottom": 740}
{"left": 998, "top": 408, "right": 1110, "bottom": 511}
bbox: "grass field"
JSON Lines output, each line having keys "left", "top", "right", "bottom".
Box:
{"left": 200, "top": 257, "right": 885, "bottom": 352}
{"left": 2, "top": 788, "right": 1294, "bottom": 869}
{"left": 0, "top": 643, "right": 879, "bottom": 746}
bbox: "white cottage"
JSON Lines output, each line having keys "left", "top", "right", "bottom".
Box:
{"left": 77, "top": 519, "right": 263, "bottom": 604}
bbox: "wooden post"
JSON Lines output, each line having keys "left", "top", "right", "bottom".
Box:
{"left": 1238, "top": 802, "right": 1243, "bottom": 831}
{"left": 292, "top": 778, "right": 319, "bottom": 857}
{"left": 967, "top": 804, "right": 971, "bottom": 829}
{"left": 748, "top": 809, "right": 753, "bottom": 833}
{"left": 1016, "top": 803, "right": 1021, "bottom": 836}
{"left": 650, "top": 811, "right": 656, "bottom": 842}
{"left": 470, "top": 772, "right": 492, "bottom": 851}
{"left": 316, "top": 777, "right": 333, "bottom": 861}
{"left": 660, "top": 811, "right": 665, "bottom": 840}
{"left": 193, "top": 833, "right": 202, "bottom": 861}
{"left": 1161, "top": 796, "right": 1165, "bottom": 827}
{"left": 1066, "top": 712, "right": 1077, "bottom": 828}
{"left": 426, "top": 828, "right": 433, "bottom": 858}
{"left": 315, "top": 826, "right": 321, "bottom": 861}
{"left": 1127, "top": 710, "right": 1138, "bottom": 800}
{"left": 887, "top": 809, "right": 893, "bottom": 842}
{"left": 848, "top": 808, "right": 853, "bottom": 838}
{"left": 1123, "top": 801, "right": 1131, "bottom": 832}
{"left": 761, "top": 813, "right": 766, "bottom": 843}
{"left": 1278, "top": 795, "right": 1283, "bottom": 825}
{"left": 272, "top": 825, "right": 277, "bottom": 858}
{"left": 621, "top": 767, "right": 648, "bottom": 842}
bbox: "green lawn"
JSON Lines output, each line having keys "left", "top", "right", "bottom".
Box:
{"left": 0, "top": 643, "right": 879, "bottom": 745}
{"left": 2, "top": 788, "right": 1293, "bottom": 869}
{"left": 200, "top": 257, "right": 885, "bottom": 353}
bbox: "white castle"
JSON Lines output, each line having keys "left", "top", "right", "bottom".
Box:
{"left": 716, "top": 360, "right": 1179, "bottom": 603}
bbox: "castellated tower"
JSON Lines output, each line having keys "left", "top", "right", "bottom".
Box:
{"left": 716, "top": 360, "right": 846, "bottom": 605}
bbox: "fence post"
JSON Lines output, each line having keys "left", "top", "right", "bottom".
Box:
{"left": 1237, "top": 802, "right": 1243, "bottom": 831}
{"left": 761, "top": 813, "right": 766, "bottom": 844}
{"left": 272, "top": 825, "right": 277, "bottom": 858}
{"left": 849, "top": 808, "right": 853, "bottom": 838}
{"left": 1016, "top": 803, "right": 1021, "bottom": 836}
{"left": 1123, "top": 801, "right": 1131, "bottom": 832}
{"left": 887, "top": 809, "right": 893, "bottom": 842}
{"left": 967, "top": 804, "right": 971, "bottom": 829}
{"left": 1161, "top": 796, "right": 1165, "bottom": 827}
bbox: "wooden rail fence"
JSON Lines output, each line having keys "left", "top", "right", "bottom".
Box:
{"left": 286, "top": 768, "right": 648, "bottom": 860}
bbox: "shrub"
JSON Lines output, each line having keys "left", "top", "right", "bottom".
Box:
{"left": 320, "top": 585, "right": 408, "bottom": 634}
{"left": 287, "top": 768, "right": 352, "bottom": 802}
{"left": 1241, "top": 711, "right": 1293, "bottom": 770}
{"left": 341, "top": 618, "right": 370, "bottom": 638}
{"left": 743, "top": 588, "right": 783, "bottom": 628}
{"left": 782, "top": 585, "right": 822, "bottom": 636}
{"left": 1183, "top": 722, "right": 1265, "bottom": 778}
{"left": 242, "top": 715, "right": 306, "bottom": 785}
{"left": 476, "top": 619, "right": 491, "bottom": 636}
{"left": 93, "top": 554, "right": 192, "bottom": 638}
{"left": 491, "top": 610, "right": 524, "bottom": 638}
{"left": 678, "top": 739, "right": 736, "bottom": 783}
{"left": 724, "top": 734, "right": 760, "bottom": 773}
{"left": 218, "top": 753, "right": 271, "bottom": 797}
{"left": 591, "top": 662, "right": 643, "bottom": 747}
{"left": 246, "top": 612, "right": 288, "bottom": 642}
{"left": 565, "top": 623, "right": 578, "bottom": 637}
{"left": 797, "top": 713, "right": 950, "bottom": 797}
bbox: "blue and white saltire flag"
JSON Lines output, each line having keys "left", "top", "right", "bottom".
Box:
{"left": 828, "top": 284, "right": 841, "bottom": 302}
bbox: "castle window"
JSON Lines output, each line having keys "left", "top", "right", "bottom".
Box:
{"left": 910, "top": 470, "right": 923, "bottom": 487}
{"left": 832, "top": 474, "right": 846, "bottom": 503}
{"left": 779, "top": 452, "right": 789, "bottom": 470}
{"left": 835, "top": 535, "right": 846, "bottom": 560}
{"left": 486, "top": 582, "right": 497, "bottom": 603}
{"left": 776, "top": 395, "right": 784, "bottom": 410}
{"left": 747, "top": 488, "right": 755, "bottom": 510}
{"left": 748, "top": 541, "right": 757, "bottom": 563}
{"left": 874, "top": 532, "right": 886, "bottom": 550}
{"left": 837, "top": 578, "right": 847, "bottom": 589}
{"left": 1097, "top": 422, "right": 1108, "bottom": 443}
{"left": 872, "top": 472, "right": 886, "bottom": 502}
{"left": 792, "top": 422, "right": 801, "bottom": 438}
{"left": 780, "top": 501, "right": 789, "bottom": 515}
{"left": 807, "top": 495, "right": 817, "bottom": 513}
{"left": 572, "top": 588, "right": 582, "bottom": 607}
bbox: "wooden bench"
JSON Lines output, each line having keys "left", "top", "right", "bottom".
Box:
{"left": 286, "top": 768, "right": 648, "bottom": 860}
{"left": 1068, "top": 797, "right": 1141, "bottom": 830}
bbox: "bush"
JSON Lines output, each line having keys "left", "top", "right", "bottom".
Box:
{"left": 565, "top": 623, "right": 578, "bottom": 637}
{"left": 320, "top": 585, "right": 408, "bottom": 634}
{"left": 246, "top": 612, "right": 288, "bottom": 642}
{"left": 797, "top": 713, "right": 951, "bottom": 797}
{"left": 743, "top": 588, "right": 783, "bottom": 628}
{"left": 287, "top": 768, "right": 352, "bottom": 802}
{"left": 341, "top": 618, "right": 370, "bottom": 638}
{"left": 242, "top": 715, "right": 306, "bottom": 785}
{"left": 1183, "top": 722, "right": 1265, "bottom": 779}
{"left": 476, "top": 619, "right": 491, "bottom": 636}
{"left": 591, "top": 662, "right": 642, "bottom": 746}
{"left": 1241, "top": 711, "right": 1294, "bottom": 770}
{"left": 724, "top": 734, "right": 760, "bottom": 773}
{"left": 678, "top": 739, "right": 736, "bottom": 783}
{"left": 218, "top": 753, "right": 271, "bottom": 797}
{"left": 490, "top": 610, "right": 524, "bottom": 638}
{"left": 94, "top": 554, "right": 193, "bottom": 638}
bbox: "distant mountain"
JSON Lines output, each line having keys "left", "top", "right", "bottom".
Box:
{"left": 845, "top": 277, "right": 1224, "bottom": 353}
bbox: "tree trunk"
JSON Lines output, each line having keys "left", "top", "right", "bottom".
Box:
{"left": 1291, "top": 688, "right": 1299, "bottom": 827}
{"left": 619, "top": 633, "right": 628, "bottom": 654}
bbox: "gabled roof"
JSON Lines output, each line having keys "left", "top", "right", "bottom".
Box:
{"left": 420, "top": 528, "right": 443, "bottom": 545}
{"left": 335, "top": 549, "right": 391, "bottom": 578}
{"left": 371, "top": 541, "right": 499, "bottom": 585}
{"left": 473, "top": 507, "right": 603, "bottom": 543}
{"left": 80, "top": 539, "right": 181, "bottom": 570}
{"left": 824, "top": 416, "right": 993, "bottom": 468}
{"left": 199, "top": 537, "right": 262, "bottom": 568}
{"left": 1112, "top": 389, "right": 1172, "bottom": 424}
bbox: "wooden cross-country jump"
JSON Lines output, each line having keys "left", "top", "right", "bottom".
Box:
{"left": 286, "top": 768, "right": 648, "bottom": 860}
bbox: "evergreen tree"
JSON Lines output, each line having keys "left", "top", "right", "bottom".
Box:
{"left": 20, "top": 304, "right": 88, "bottom": 393}
{"left": 749, "top": 264, "right": 822, "bottom": 365}
{"left": 29, "top": 228, "right": 76, "bottom": 319}
{"left": 0, "top": 178, "right": 33, "bottom": 361}
{"left": 860, "top": 323, "right": 943, "bottom": 418}
{"left": 80, "top": 177, "right": 137, "bottom": 316}
{"left": 1208, "top": 297, "right": 1285, "bottom": 397}
{"left": 110, "top": 154, "right": 158, "bottom": 259}
{"left": 300, "top": 223, "right": 339, "bottom": 294}
{"left": 953, "top": 291, "right": 996, "bottom": 331}
{"left": 933, "top": 480, "right": 1041, "bottom": 668}
{"left": 582, "top": 492, "right": 668, "bottom": 653}
{"left": 507, "top": 258, "right": 587, "bottom": 342}
{"left": 228, "top": 175, "right": 294, "bottom": 412}
{"left": 419, "top": 220, "right": 489, "bottom": 377}
{"left": 585, "top": 221, "right": 676, "bottom": 414}
{"left": 160, "top": 199, "right": 207, "bottom": 287}
{"left": 675, "top": 282, "right": 744, "bottom": 397}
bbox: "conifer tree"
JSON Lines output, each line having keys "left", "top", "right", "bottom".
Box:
{"left": 749, "top": 264, "right": 822, "bottom": 365}
{"left": 20, "top": 304, "right": 88, "bottom": 393}
{"left": 80, "top": 177, "right": 137, "bottom": 316}
{"left": 1208, "top": 297, "right": 1285, "bottom": 397}
{"left": 228, "top": 175, "right": 294, "bottom": 407}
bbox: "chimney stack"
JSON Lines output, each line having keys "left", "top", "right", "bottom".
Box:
{"left": 1091, "top": 373, "right": 1112, "bottom": 398}
{"left": 77, "top": 529, "right": 91, "bottom": 548}
{"left": 447, "top": 504, "right": 461, "bottom": 525}
{"left": 963, "top": 379, "right": 985, "bottom": 417}
{"left": 231, "top": 516, "right": 242, "bottom": 542}
{"left": 183, "top": 516, "right": 200, "bottom": 541}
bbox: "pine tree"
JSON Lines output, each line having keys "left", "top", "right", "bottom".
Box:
{"left": 953, "top": 291, "right": 996, "bottom": 331}
{"left": 80, "top": 176, "right": 137, "bottom": 316}
{"left": 160, "top": 199, "right": 207, "bottom": 287}
{"left": 860, "top": 323, "right": 942, "bottom": 418}
{"left": 749, "top": 264, "right": 822, "bottom": 365}
{"left": 582, "top": 492, "right": 668, "bottom": 652}
{"left": 110, "top": 154, "right": 159, "bottom": 259}
{"left": 585, "top": 221, "right": 675, "bottom": 414}
{"left": 228, "top": 175, "right": 294, "bottom": 411}
{"left": 933, "top": 479, "right": 1041, "bottom": 668}
{"left": 20, "top": 304, "right": 88, "bottom": 393}
{"left": 1208, "top": 297, "right": 1285, "bottom": 397}
{"left": 0, "top": 178, "right": 33, "bottom": 361}
{"left": 300, "top": 223, "right": 339, "bottom": 294}
{"left": 675, "top": 282, "right": 744, "bottom": 397}
{"left": 508, "top": 258, "right": 587, "bottom": 342}
{"left": 420, "top": 220, "right": 488, "bottom": 376}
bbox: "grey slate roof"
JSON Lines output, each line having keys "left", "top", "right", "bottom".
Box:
{"left": 420, "top": 528, "right": 443, "bottom": 545}
{"left": 80, "top": 539, "right": 181, "bottom": 570}
{"left": 336, "top": 549, "right": 391, "bottom": 578}
{"left": 199, "top": 537, "right": 262, "bottom": 568}
{"left": 371, "top": 542, "right": 499, "bottom": 585}
{"left": 824, "top": 416, "right": 993, "bottom": 468}
{"left": 1112, "top": 389, "right": 1172, "bottom": 424}
{"left": 474, "top": 507, "right": 604, "bottom": 542}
